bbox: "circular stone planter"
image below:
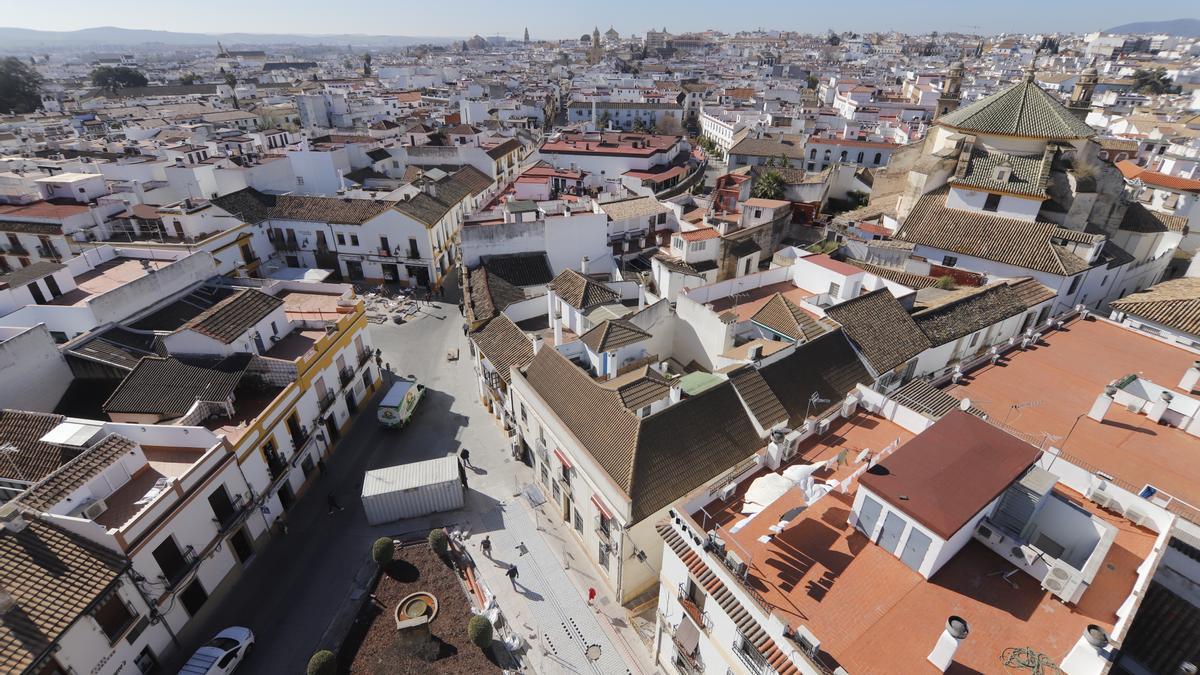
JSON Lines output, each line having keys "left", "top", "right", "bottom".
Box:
{"left": 395, "top": 592, "right": 438, "bottom": 630}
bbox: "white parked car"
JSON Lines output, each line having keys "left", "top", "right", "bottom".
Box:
{"left": 179, "top": 626, "right": 255, "bottom": 674}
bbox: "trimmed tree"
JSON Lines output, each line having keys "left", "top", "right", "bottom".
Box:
{"left": 428, "top": 528, "right": 448, "bottom": 558}
{"left": 91, "top": 66, "right": 148, "bottom": 93}
{"left": 307, "top": 650, "right": 337, "bottom": 675}
{"left": 467, "top": 614, "right": 493, "bottom": 650}
{"left": 753, "top": 170, "right": 785, "bottom": 200}
{"left": 371, "top": 537, "right": 394, "bottom": 566}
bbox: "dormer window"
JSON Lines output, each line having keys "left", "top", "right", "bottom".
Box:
{"left": 993, "top": 164, "right": 1012, "bottom": 183}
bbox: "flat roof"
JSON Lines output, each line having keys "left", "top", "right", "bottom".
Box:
{"left": 48, "top": 258, "right": 172, "bottom": 306}
{"left": 687, "top": 415, "right": 1156, "bottom": 673}
{"left": 946, "top": 317, "right": 1200, "bottom": 521}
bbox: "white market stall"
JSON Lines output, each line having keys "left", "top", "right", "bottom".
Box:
{"left": 361, "top": 455, "right": 464, "bottom": 525}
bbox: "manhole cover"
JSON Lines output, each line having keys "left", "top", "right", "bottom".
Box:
{"left": 585, "top": 644, "right": 602, "bottom": 662}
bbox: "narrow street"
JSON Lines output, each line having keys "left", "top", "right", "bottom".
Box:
{"left": 167, "top": 282, "right": 657, "bottom": 674}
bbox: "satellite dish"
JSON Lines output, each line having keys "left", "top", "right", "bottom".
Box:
{"left": 959, "top": 398, "right": 972, "bottom": 411}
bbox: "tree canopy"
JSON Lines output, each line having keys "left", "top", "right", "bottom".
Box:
{"left": 753, "top": 170, "right": 785, "bottom": 200}
{"left": 0, "top": 57, "right": 44, "bottom": 114}
{"left": 92, "top": 66, "right": 147, "bottom": 92}
{"left": 1132, "top": 68, "right": 1177, "bottom": 95}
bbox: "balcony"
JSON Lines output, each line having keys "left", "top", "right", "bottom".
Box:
{"left": 159, "top": 545, "right": 200, "bottom": 590}
{"left": 338, "top": 365, "right": 355, "bottom": 389}
{"left": 290, "top": 427, "right": 311, "bottom": 452}
{"left": 734, "top": 634, "right": 774, "bottom": 675}
{"left": 677, "top": 584, "right": 712, "bottom": 632}
{"left": 671, "top": 637, "right": 703, "bottom": 675}
{"left": 357, "top": 346, "right": 374, "bottom": 368}
{"left": 211, "top": 494, "right": 249, "bottom": 534}
{"left": 266, "top": 451, "right": 287, "bottom": 482}
{"left": 6, "top": 243, "right": 29, "bottom": 256}
{"left": 318, "top": 391, "right": 337, "bottom": 413}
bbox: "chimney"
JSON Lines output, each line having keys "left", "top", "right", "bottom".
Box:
{"left": 1180, "top": 360, "right": 1200, "bottom": 393}
{"left": 749, "top": 343, "right": 764, "bottom": 360}
{"left": 337, "top": 169, "right": 346, "bottom": 192}
{"left": 553, "top": 311, "right": 563, "bottom": 346}
{"left": 530, "top": 333, "right": 543, "bottom": 355}
{"left": 131, "top": 179, "right": 145, "bottom": 205}
{"left": 1088, "top": 385, "right": 1117, "bottom": 422}
{"left": 1147, "top": 390, "right": 1173, "bottom": 424}
{"left": 669, "top": 383, "right": 682, "bottom": 404}
{"left": 927, "top": 616, "right": 970, "bottom": 672}
{"left": 580, "top": 256, "right": 589, "bottom": 275}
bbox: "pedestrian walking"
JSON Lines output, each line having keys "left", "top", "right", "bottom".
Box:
{"left": 506, "top": 565, "right": 519, "bottom": 587}
{"left": 326, "top": 493, "right": 344, "bottom": 515}
{"left": 515, "top": 541, "right": 529, "bottom": 557}
{"left": 481, "top": 535, "right": 492, "bottom": 558}
{"left": 278, "top": 516, "right": 289, "bottom": 536}
{"left": 317, "top": 458, "right": 328, "bottom": 476}
{"left": 459, "top": 447, "right": 471, "bottom": 468}
{"left": 587, "top": 587, "right": 597, "bottom": 606}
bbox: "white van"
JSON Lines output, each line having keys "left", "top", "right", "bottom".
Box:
{"left": 377, "top": 379, "right": 425, "bottom": 428}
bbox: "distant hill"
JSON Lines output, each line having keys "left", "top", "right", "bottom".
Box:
{"left": 0, "top": 26, "right": 460, "bottom": 49}
{"left": 1105, "top": 18, "right": 1200, "bottom": 37}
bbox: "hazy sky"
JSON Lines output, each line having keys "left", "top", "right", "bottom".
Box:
{"left": 2, "top": 0, "right": 1194, "bottom": 37}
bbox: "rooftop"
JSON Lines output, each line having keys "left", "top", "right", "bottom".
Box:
{"left": 683, "top": 411, "right": 1156, "bottom": 674}
{"left": 48, "top": 258, "right": 172, "bottom": 307}
{"left": 946, "top": 317, "right": 1200, "bottom": 520}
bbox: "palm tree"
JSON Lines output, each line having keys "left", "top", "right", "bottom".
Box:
{"left": 753, "top": 170, "right": 785, "bottom": 200}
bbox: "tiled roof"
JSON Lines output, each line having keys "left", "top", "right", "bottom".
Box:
{"left": 728, "top": 134, "right": 807, "bottom": 159}
{"left": 66, "top": 327, "right": 159, "bottom": 371}
{"left": 599, "top": 365, "right": 671, "bottom": 410}
{"left": 471, "top": 315, "right": 535, "bottom": 384}
{"left": 480, "top": 252, "right": 553, "bottom": 287}
{"left": 937, "top": 78, "right": 1095, "bottom": 139}
{"left": 843, "top": 259, "right": 938, "bottom": 289}
{"left": 1117, "top": 160, "right": 1200, "bottom": 193}
{"left": 948, "top": 147, "right": 1050, "bottom": 198}
{"left": 179, "top": 288, "right": 283, "bottom": 344}
{"left": 897, "top": 187, "right": 1092, "bottom": 276}
{"left": 825, "top": 290, "right": 931, "bottom": 374}
{"left": 212, "top": 188, "right": 394, "bottom": 225}
{"left": 0, "top": 410, "right": 68, "bottom": 484}
{"left": 466, "top": 266, "right": 526, "bottom": 325}
{"left": 757, "top": 330, "right": 874, "bottom": 426}
{"left": 0, "top": 261, "right": 64, "bottom": 289}
{"left": 1110, "top": 277, "right": 1200, "bottom": 338}
{"left": 859, "top": 411, "right": 1041, "bottom": 538}
{"left": 549, "top": 268, "right": 620, "bottom": 310}
{"left": 598, "top": 195, "right": 669, "bottom": 221}
{"left": 913, "top": 282, "right": 1028, "bottom": 346}
{"left": 1006, "top": 277, "right": 1057, "bottom": 307}
{"left": 750, "top": 293, "right": 833, "bottom": 343}
{"left": 889, "top": 378, "right": 986, "bottom": 419}
{"left": 728, "top": 366, "right": 789, "bottom": 429}
{"left": 1118, "top": 202, "right": 1188, "bottom": 234}
{"left": 679, "top": 227, "right": 719, "bottom": 242}
{"left": 394, "top": 166, "right": 492, "bottom": 227}
{"left": 484, "top": 138, "right": 522, "bottom": 160}
{"left": 522, "top": 348, "right": 763, "bottom": 523}
{"left": 0, "top": 517, "right": 127, "bottom": 673}
{"left": 20, "top": 434, "right": 138, "bottom": 511}
{"left": 579, "top": 319, "right": 651, "bottom": 353}
{"left": 269, "top": 194, "right": 395, "bottom": 224}
{"left": 102, "top": 354, "right": 249, "bottom": 417}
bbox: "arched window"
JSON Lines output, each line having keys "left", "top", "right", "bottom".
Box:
{"left": 856, "top": 151, "right": 864, "bottom": 163}
{"left": 873, "top": 152, "right": 882, "bottom": 164}
{"left": 840, "top": 150, "right": 847, "bottom": 161}
{"left": 810, "top": 148, "right": 816, "bottom": 159}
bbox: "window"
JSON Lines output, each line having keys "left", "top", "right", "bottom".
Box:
{"left": 408, "top": 237, "right": 420, "bottom": 258}
{"left": 179, "top": 579, "right": 208, "bottom": 617}
{"left": 520, "top": 403, "right": 527, "bottom": 424}
{"left": 829, "top": 281, "right": 841, "bottom": 296}
{"left": 1067, "top": 275, "right": 1081, "bottom": 295}
{"left": 753, "top": 209, "right": 762, "bottom": 219}
{"left": 657, "top": 212, "right": 667, "bottom": 225}
{"left": 857, "top": 151, "right": 864, "bottom": 163}
{"left": 296, "top": 176, "right": 305, "bottom": 186}
{"left": 743, "top": 257, "right": 752, "bottom": 276}
{"left": 574, "top": 509, "right": 583, "bottom": 533}
{"left": 983, "top": 193, "right": 1001, "bottom": 212}
{"left": 350, "top": 234, "right": 359, "bottom": 246}
{"left": 336, "top": 233, "right": 346, "bottom": 245}
{"left": 968, "top": 332, "right": 980, "bottom": 347}
{"left": 809, "top": 148, "right": 816, "bottom": 159}
{"left": 380, "top": 236, "right": 390, "bottom": 252}
{"left": 942, "top": 255, "right": 958, "bottom": 267}
{"left": 93, "top": 592, "right": 136, "bottom": 643}
{"left": 873, "top": 152, "right": 882, "bottom": 164}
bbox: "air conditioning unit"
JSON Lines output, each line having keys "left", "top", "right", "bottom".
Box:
{"left": 718, "top": 482, "right": 737, "bottom": 501}
{"left": 70, "top": 498, "right": 108, "bottom": 520}
{"left": 815, "top": 418, "right": 830, "bottom": 435}
{"left": 975, "top": 523, "right": 1005, "bottom": 546}
{"left": 841, "top": 396, "right": 859, "bottom": 418}
{"left": 1042, "top": 562, "right": 1083, "bottom": 602}
{"left": 791, "top": 625, "right": 821, "bottom": 658}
